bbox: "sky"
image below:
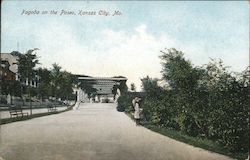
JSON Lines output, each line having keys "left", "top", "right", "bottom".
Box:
{"left": 1, "top": 1, "right": 249, "bottom": 90}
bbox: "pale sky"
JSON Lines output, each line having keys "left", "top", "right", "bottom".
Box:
{"left": 1, "top": 1, "right": 249, "bottom": 90}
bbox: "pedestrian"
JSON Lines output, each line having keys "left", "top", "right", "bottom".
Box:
{"left": 134, "top": 97, "right": 141, "bottom": 125}
{"left": 132, "top": 97, "right": 136, "bottom": 111}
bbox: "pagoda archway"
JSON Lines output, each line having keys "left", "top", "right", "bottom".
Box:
{"left": 75, "top": 75, "right": 127, "bottom": 103}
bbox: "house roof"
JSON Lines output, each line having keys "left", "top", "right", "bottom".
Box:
{"left": 0, "top": 66, "right": 15, "bottom": 75}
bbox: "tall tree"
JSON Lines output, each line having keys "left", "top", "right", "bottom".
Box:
{"left": 50, "top": 64, "right": 77, "bottom": 101}
{"left": 50, "top": 63, "right": 62, "bottom": 99}
{"left": 58, "top": 71, "right": 76, "bottom": 100}
{"left": 36, "top": 67, "right": 52, "bottom": 100}
{"left": 141, "top": 76, "right": 165, "bottom": 101}
{"left": 17, "top": 48, "right": 39, "bottom": 115}
{"left": 159, "top": 48, "right": 201, "bottom": 91}
{"left": 159, "top": 48, "right": 206, "bottom": 135}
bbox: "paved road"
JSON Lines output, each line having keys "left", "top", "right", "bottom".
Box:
{"left": 0, "top": 103, "right": 233, "bottom": 160}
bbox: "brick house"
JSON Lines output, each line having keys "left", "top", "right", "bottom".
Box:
{"left": 0, "top": 66, "right": 15, "bottom": 81}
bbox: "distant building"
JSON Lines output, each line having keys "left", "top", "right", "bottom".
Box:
{"left": 1, "top": 52, "right": 19, "bottom": 80}
{"left": 1, "top": 60, "right": 11, "bottom": 69}
{"left": 1, "top": 52, "right": 19, "bottom": 72}
{"left": 0, "top": 66, "right": 15, "bottom": 81}
{"left": 0, "top": 52, "right": 38, "bottom": 87}
{"left": 74, "top": 74, "right": 127, "bottom": 103}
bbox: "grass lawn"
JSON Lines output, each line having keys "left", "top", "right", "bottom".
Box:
{"left": 125, "top": 111, "right": 247, "bottom": 160}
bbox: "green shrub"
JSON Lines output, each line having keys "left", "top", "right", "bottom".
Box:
{"left": 118, "top": 48, "right": 249, "bottom": 155}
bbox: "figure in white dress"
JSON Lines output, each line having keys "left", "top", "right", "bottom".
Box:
{"left": 134, "top": 97, "right": 142, "bottom": 125}
{"left": 7, "top": 94, "right": 11, "bottom": 105}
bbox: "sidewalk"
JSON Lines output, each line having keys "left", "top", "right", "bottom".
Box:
{"left": 0, "top": 106, "right": 68, "bottom": 119}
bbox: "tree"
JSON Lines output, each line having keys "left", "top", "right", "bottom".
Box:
{"left": 50, "top": 63, "right": 63, "bottom": 99}
{"left": 36, "top": 67, "right": 52, "bottom": 100}
{"left": 112, "top": 84, "right": 118, "bottom": 100}
{"left": 141, "top": 76, "right": 163, "bottom": 98}
{"left": 58, "top": 71, "right": 76, "bottom": 100}
{"left": 197, "top": 59, "right": 249, "bottom": 150}
{"left": 17, "top": 48, "right": 39, "bottom": 115}
{"left": 78, "top": 80, "right": 97, "bottom": 99}
{"left": 37, "top": 65, "right": 77, "bottom": 102}
{"left": 1, "top": 80, "right": 22, "bottom": 104}
{"left": 118, "top": 47, "right": 249, "bottom": 153}
{"left": 159, "top": 48, "right": 201, "bottom": 91}
{"left": 141, "top": 76, "right": 166, "bottom": 124}
{"left": 159, "top": 48, "right": 205, "bottom": 136}
{"left": 130, "top": 83, "right": 136, "bottom": 92}
{"left": 18, "top": 49, "right": 39, "bottom": 81}
{"left": 113, "top": 76, "right": 128, "bottom": 94}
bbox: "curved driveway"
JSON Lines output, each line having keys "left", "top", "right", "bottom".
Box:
{"left": 0, "top": 103, "right": 233, "bottom": 160}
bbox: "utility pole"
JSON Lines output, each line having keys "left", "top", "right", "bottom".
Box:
{"left": 17, "top": 42, "right": 19, "bottom": 51}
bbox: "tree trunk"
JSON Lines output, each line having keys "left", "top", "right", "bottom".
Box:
{"left": 194, "top": 119, "right": 209, "bottom": 137}
{"left": 29, "top": 86, "right": 32, "bottom": 115}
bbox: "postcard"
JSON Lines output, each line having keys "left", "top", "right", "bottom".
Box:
{"left": 0, "top": 1, "right": 249, "bottom": 160}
